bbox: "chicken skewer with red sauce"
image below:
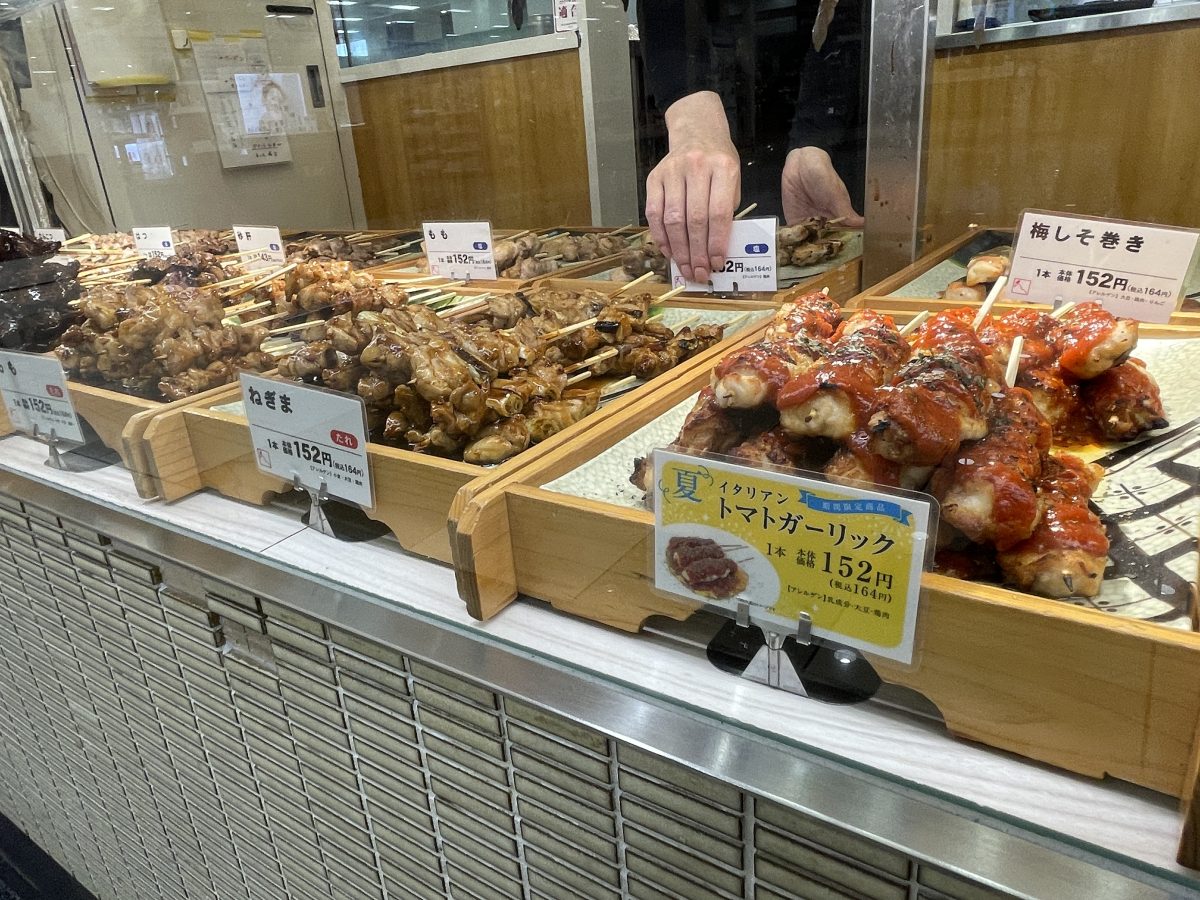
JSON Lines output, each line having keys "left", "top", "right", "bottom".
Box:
{"left": 777, "top": 310, "right": 910, "bottom": 440}
{"left": 996, "top": 453, "right": 1108, "bottom": 598}
{"left": 710, "top": 291, "right": 840, "bottom": 408}
{"left": 1079, "top": 357, "right": 1168, "bottom": 441}
{"left": 929, "top": 386, "right": 1052, "bottom": 550}
{"left": 866, "top": 310, "right": 1000, "bottom": 466}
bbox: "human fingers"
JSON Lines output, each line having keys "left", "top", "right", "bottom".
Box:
{"left": 645, "top": 167, "right": 671, "bottom": 259}
{"left": 685, "top": 163, "right": 713, "bottom": 284}
{"left": 707, "top": 160, "right": 739, "bottom": 276}
{"left": 660, "top": 166, "right": 693, "bottom": 280}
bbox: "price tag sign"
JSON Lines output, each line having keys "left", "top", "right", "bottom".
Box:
{"left": 554, "top": 0, "right": 579, "bottom": 31}
{"left": 653, "top": 450, "right": 931, "bottom": 663}
{"left": 133, "top": 226, "right": 176, "bottom": 259}
{"left": 670, "top": 217, "right": 778, "bottom": 294}
{"left": 422, "top": 221, "right": 497, "bottom": 280}
{"left": 0, "top": 350, "right": 85, "bottom": 444}
{"left": 1007, "top": 210, "right": 1200, "bottom": 324}
{"left": 233, "top": 224, "right": 286, "bottom": 271}
{"left": 241, "top": 373, "right": 373, "bottom": 509}
{"left": 34, "top": 228, "right": 67, "bottom": 244}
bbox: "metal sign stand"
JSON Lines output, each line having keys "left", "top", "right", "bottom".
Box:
{"left": 739, "top": 608, "right": 812, "bottom": 696}
{"left": 33, "top": 425, "right": 68, "bottom": 471}
{"left": 294, "top": 474, "right": 336, "bottom": 537}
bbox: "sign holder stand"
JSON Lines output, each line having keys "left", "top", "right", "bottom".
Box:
{"left": 737, "top": 609, "right": 811, "bottom": 695}
{"left": 294, "top": 474, "right": 336, "bottom": 538}
{"left": 32, "top": 425, "right": 67, "bottom": 470}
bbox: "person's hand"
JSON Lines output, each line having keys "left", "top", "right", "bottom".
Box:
{"left": 645, "top": 91, "right": 740, "bottom": 284}
{"left": 782, "top": 146, "right": 864, "bottom": 227}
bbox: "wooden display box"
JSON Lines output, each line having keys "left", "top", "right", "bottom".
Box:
{"left": 138, "top": 298, "right": 777, "bottom": 565}
{"left": 366, "top": 226, "right": 646, "bottom": 292}
{"left": 0, "top": 376, "right": 239, "bottom": 499}
{"left": 533, "top": 252, "right": 863, "bottom": 306}
{"left": 450, "top": 310, "right": 1200, "bottom": 853}
{"left": 865, "top": 224, "right": 1200, "bottom": 326}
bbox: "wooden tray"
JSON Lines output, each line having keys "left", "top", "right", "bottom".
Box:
{"left": 138, "top": 299, "right": 777, "bottom": 565}
{"left": 366, "top": 226, "right": 645, "bottom": 292}
{"left": 451, "top": 311, "right": 1200, "bottom": 831}
{"left": 544, "top": 254, "right": 864, "bottom": 307}
{"left": 0, "top": 376, "right": 241, "bottom": 499}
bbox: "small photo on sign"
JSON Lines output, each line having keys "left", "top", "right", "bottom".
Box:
{"left": 661, "top": 524, "right": 779, "bottom": 604}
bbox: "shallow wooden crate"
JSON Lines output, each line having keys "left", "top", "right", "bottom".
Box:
{"left": 863, "top": 224, "right": 1200, "bottom": 325}
{"left": 547, "top": 237, "right": 863, "bottom": 300}
{"left": 138, "top": 300, "right": 775, "bottom": 565}
{"left": 366, "top": 225, "right": 645, "bottom": 292}
{"left": 450, "top": 311, "right": 1200, "bottom": 851}
{"left": 0, "top": 374, "right": 237, "bottom": 499}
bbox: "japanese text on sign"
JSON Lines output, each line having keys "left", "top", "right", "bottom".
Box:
{"left": 652, "top": 450, "right": 931, "bottom": 663}
{"left": 233, "top": 225, "right": 286, "bottom": 271}
{"left": 1007, "top": 210, "right": 1200, "bottom": 324}
{"left": 422, "top": 221, "right": 497, "bottom": 281}
{"left": 0, "top": 350, "right": 85, "bottom": 444}
{"left": 670, "top": 217, "right": 778, "bottom": 294}
{"left": 132, "top": 226, "right": 176, "bottom": 260}
{"left": 34, "top": 228, "right": 67, "bottom": 244}
{"left": 554, "top": 0, "right": 579, "bottom": 31}
{"left": 241, "top": 373, "right": 374, "bottom": 509}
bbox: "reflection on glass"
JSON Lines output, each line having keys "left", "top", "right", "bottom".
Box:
{"left": 328, "top": 0, "right": 554, "bottom": 67}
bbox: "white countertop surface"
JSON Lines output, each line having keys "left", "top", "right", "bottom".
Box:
{"left": 0, "top": 433, "right": 1195, "bottom": 890}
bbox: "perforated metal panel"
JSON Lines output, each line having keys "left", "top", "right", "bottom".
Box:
{"left": 0, "top": 493, "right": 1021, "bottom": 900}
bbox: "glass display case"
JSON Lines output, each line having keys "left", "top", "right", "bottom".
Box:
{"left": 0, "top": 1, "right": 1198, "bottom": 898}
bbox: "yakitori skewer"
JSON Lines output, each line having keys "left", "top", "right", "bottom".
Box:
{"left": 734, "top": 203, "right": 758, "bottom": 220}
{"left": 1050, "top": 301, "right": 1076, "bottom": 320}
{"left": 612, "top": 270, "right": 656, "bottom": 296}
{"left": 899, "top": 310, "right": 930, "bottom": 337}
{"left": 223, "top": 262, "right": 297, "bottom": 301}
{"left": 1005, "top": 336, "right": 1025, "bottom": 388}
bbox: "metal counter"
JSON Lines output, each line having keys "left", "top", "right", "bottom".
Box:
{"left": 0, "top": 435, "right": 1195, "bottom": 899}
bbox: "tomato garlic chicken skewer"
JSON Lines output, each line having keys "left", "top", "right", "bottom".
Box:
{"left": 996, "top": 453, "right": 1109, "bottom": 598}
{"left": 776, "top": 309, "right": 910, "bottom": 440}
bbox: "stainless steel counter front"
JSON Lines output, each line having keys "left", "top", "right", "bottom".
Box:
{"left": 0, "top": 434, "right": 1195, "bottom": 899}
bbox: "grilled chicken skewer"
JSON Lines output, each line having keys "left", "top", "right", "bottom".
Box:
{"left": 996, "top": 453, "right": 1108, "bottom": 598}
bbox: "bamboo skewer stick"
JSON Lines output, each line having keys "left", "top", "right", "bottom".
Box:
{"left": 268, "top": 319, "right": 322, "bottom": 336}
{"left": 223, "top": 262, "right": 297, "bottom": 301}
{"left": 222, "top": 298, "right": 272, "bottom": 316}
{"left": 503, "top": 229, "right": 531, "bottom": 242}
{"left": 437, "top": 297, "right": 491, "bottom": 319}
{"left": 540, "top": 318, "right": 597, "bottom": 342}
{"left": 1050, "top": 301, "right": 1076, "bottom": 320}
{"left": 973, "top": 275, "right": 1008, "bottom": 329}
{"left": 899, "top": 310, "right": 930, "bottom": 337}
{"left": 206, "top": 271, "right": 261, "bottom": 290}
{"left": 611, "top": 271, "right": 656, "bottom": 296}
{"left": 658, "top": 285, "right": 687, "bottom": 301}
{"left": 723, "top": 312, "right": 753, "bottom": 332}
{"left": 565, "top": 348, "right": 618, "bottom": 374}
{"left": 601, "top": 374, "right": 640, "bottom": 395}
{"left": 61, "top": 233, "right": 93, "bottom": 246}
{"left": 734, "top": 203, "right": 758, "bottom": 220}
{"left": 566, "top": 370, "right": 595, "bottom": 386}
{"left": 671, "top": 314, "right": 701, "bottom": 331}
{"left": 1005, "top": 336, "right": 1024, "bottom": 388}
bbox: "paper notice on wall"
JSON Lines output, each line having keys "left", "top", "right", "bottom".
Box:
{"left": 234, "top": 72, "right": 316, "bottom": 135}
{"left": 192, "top": 35, "right": 290, "bottom": 168}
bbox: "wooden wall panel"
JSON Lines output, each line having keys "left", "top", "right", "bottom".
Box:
{"left": 925, "top": 23, "right": 1200, "bottom": 248}
{"left": 345, "top": 50, "right": 591, "bottom": 229}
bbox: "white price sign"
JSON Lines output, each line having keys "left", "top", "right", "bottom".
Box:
{"left": 1007, "top": 210, "right": 1200, "bottom": 324}
{"left": 241, "top": 373, "right": 373, "bottom": 509}
{"left": 233, "top": 225, "right": 286, "bottom": 271}
{"left": 133, "top": 226, "right": 176, "bottom": 259}
{"left": 670, "top": 217, "right": 778, "bottom": 294}
{"left": 554, "top": 0, "right": 579, "bottom": 31}
{"left": 0, "top": 350, "right": 84, "bottom": 444}
{"left": 422, "top": 221, "right": 497, "bottom": 281}
{"left": 34, "top": 228, "right": 67, "bottom": 244}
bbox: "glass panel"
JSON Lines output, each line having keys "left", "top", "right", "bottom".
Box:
{"left": 326, "top": 0, "right": 555, "bottom": 67}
